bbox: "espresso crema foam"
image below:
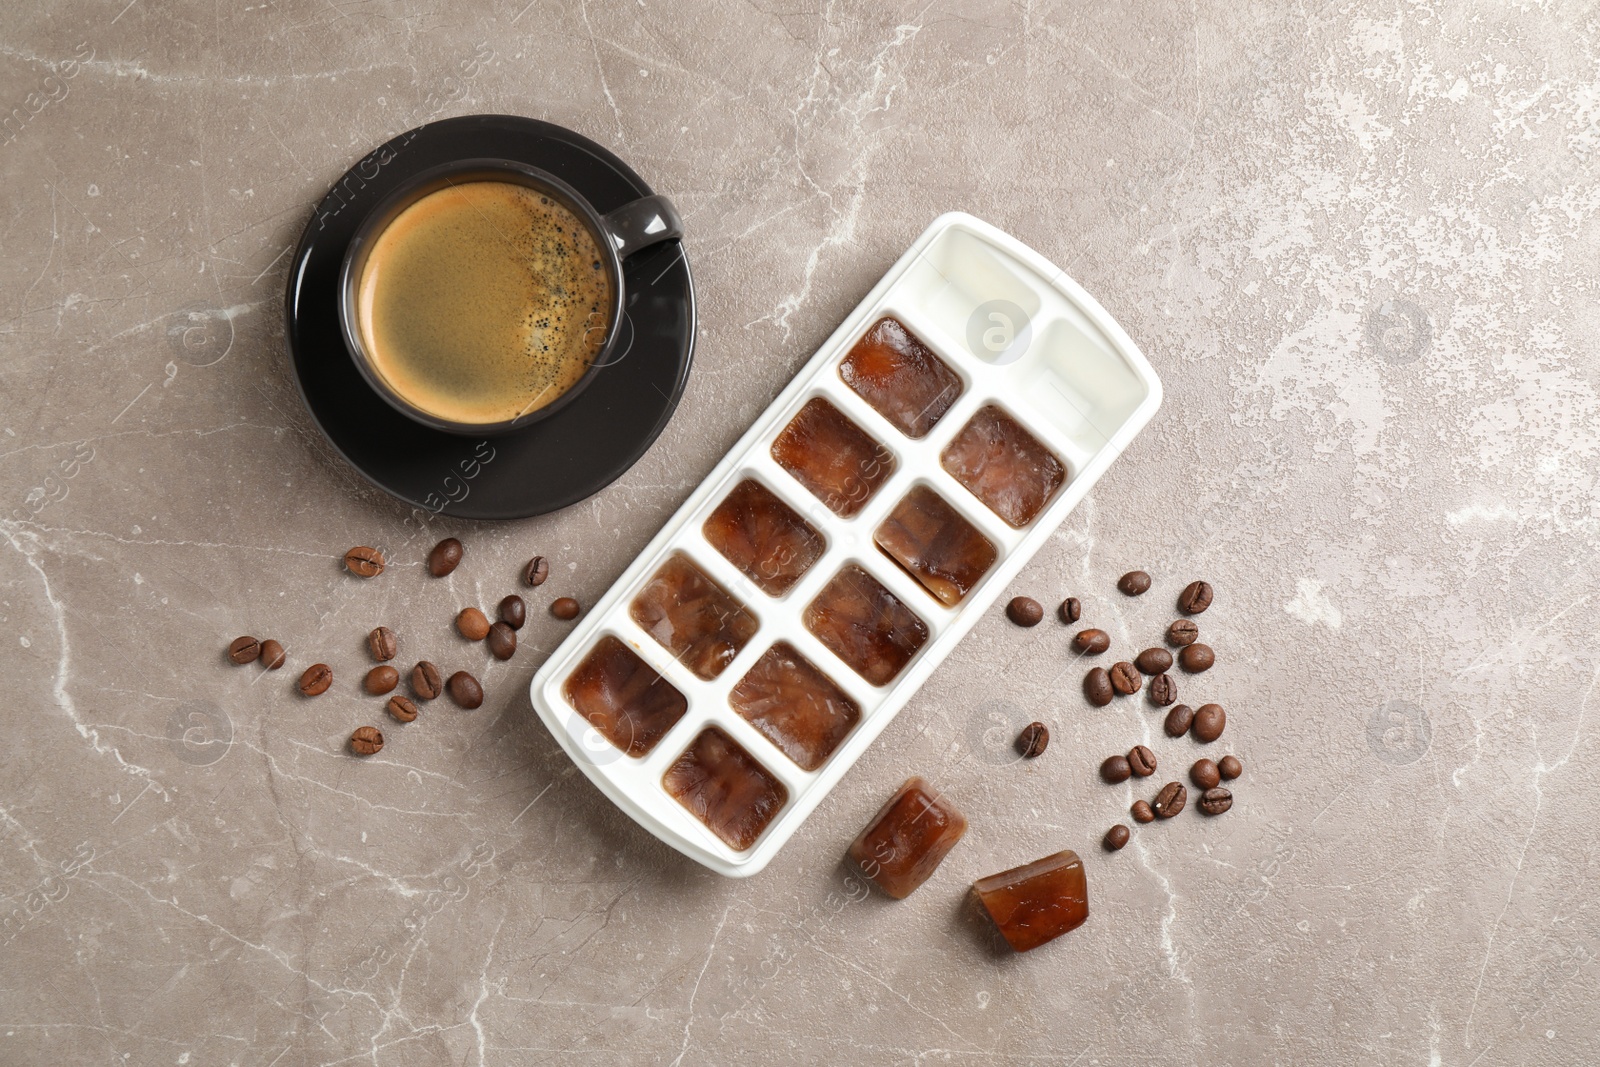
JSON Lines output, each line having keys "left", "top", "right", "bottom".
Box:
{"left": 356, "top": 180, "right": 613, "bottom": 425}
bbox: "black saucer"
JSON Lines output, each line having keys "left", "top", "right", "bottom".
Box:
{"left": 285, "top": 115, "right": 695, "bottom": 520}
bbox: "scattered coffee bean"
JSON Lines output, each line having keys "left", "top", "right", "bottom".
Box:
{"left": 1016, "top": 721, "right": 1049, "bottom": 758}
{"left": 349, "top": 726, "right": 384, "bottom": 756}
{"left": 1131, "top": 800, "right": 1156, "bottom": 824}
{"left": 448, "top": 670, "right": 484, "bottom": 709}
{"left": 1218, "top": 755, "right": 1242, "bottom": 780}
{"left": 1084, "top": 667, "right": 1114, "bottom": 706}
{"left": 1179, "top": 643, "right": 1215, "bottom": 673}
{"left": 1058, "top": 597, "right": 1081, "bottom": 624}
{"left": 1166, "top": 619, "right": 1199, "bottom": 647}
{"left": 498, "top": 594, "right": 527, "bottom": 630}
{"left": 487, "top": 621, "right": 517, "bottom": 661}
{"left": 344, "top": 546, "right": 385, "bottom": 578}
{"left": 1178, "top": 580, "right": 1213, "bottom": 615}
{"left": 298, "top": 663, "right": 332, "bottom": 697}
{"left": 1199, "top": 787, "right": 1233, "bottom": 815}
{"left": 1103, "top": 824, "right": 1130, "bottom": 851}
{"left": 386, "top": 695, "right": 419, "bottom": 722}
{"left": 1192, "top": 703, "right": 1226, "bottom": 743}
{"left": 259, "top": 639, "right": 286, "bottom": 670}
{"left": 1006, "top": 596, "right": 1044, "bottom": 627}
{"left": 1135, "top": 647, "right": 1173, "bottom": 674}
{"left": 364, "top": 665, "right": 399, "bottom": 695}
{"left": 1127, "top": 745, "right": 1157, "bottom": 777}
{"left": 1109, "top": 661, "right": 1142, "bottom": 695}
{"left": 1153, "top": 781, "right": 1187, "bottom": 818}
{"left": 1117, "top": 570, "right": 1151, "bottom": 596}
{"left": 550, "top": 597, "right": 581, "bottom": 621}
{"left": 1148, "top": 673, "right": 1177, "bottom": 707}
{"left": 456, "top": 607, "right": 491, "bottom": 641}
{"left": 367, "top": 626, "right": 397, "bottom": 662}
{"left": 1074, "top": 629, "right": 1110, "bottom": 655}
{"left": 1164, "top": 703, "right": 1196, "bottom": 737}
{"left": 228, "top": 635, "right": 261, "bottom": 665}
{"left": 427, "top": 537, "right": 463, "bottom": 577}
{"left": 1100, "top": 754, "right": 1132, "bottom": 783}
{"left": 523, "top": 556, "right": 550, "bottom": 586}
{"left": 1190, "top": 758, "right": 1221, "bottom": 790}
{"left": 411, "top": 661, "right": 442, "bottom": 700}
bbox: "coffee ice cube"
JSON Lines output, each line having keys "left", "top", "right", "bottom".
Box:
{"left": 563, "top": 635, "right": 687, "bottom": 757}
{"left": 803, "top": 564, "right": 929, "bottom": 686}
{"left": 663, "top": 726, "right": 788, "bottom": 851}
{"left": 771, "top": 397, "right": 895, "bottom": 518}
{"left": 702, "top": 478, "right": 826, "bottom": 597}
{"left": 630, "top": 552, "right": 758, "bottom": 681}
{"left": 729, "top": 642, "right": 860, "bottom": 771}
{"left": 874, "top": 484, "right": 997, "bottom": 606}
{"left": 847, "top": 776, "right": 967, "bottom": 899}
{"left": 838, "top": 317, "right": 963, "bottom": 439}
{"left": 941, "top": 404, "right": 1067, "bottom": 527}
{"left": 973, "top": 849, "right": 1089, "bottom": 952}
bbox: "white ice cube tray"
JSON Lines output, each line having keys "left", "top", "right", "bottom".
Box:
{"left": 530, "top": 212, "right": 1162, "bottom": 877}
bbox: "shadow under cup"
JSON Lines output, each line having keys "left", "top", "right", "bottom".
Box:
{"left": 338, "top": 158, "right": 683, "bottom": 435}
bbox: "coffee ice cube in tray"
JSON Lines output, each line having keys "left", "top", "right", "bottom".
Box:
{"left": 530, "top": 212, "right": 1162, "bottom": 877}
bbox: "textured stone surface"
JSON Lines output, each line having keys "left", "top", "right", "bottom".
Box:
{"left": 3, "top": 2, "right": 1599, "bottom": 1063}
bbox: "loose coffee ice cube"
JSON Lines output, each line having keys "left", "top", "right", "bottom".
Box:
{"left": 848, "top": 776, "right": 967, "bottom": 899}
{"left": 838, "top": 317, "right": 963, "bottom": 439}
{"left": 630, "top": 553, "right": 759, "bottom": 680}
{"left": 874, "top": 484, "right": 997, "bottom": 606}
{"left": 663, "top": 726, "right": 788, "bottom": 851}
{"left": 804, "top": 564, "right": 929, "bottom": 686}
{"left": 941, "top": 404, "right": 1067, "bottom": 527}
{"left": 702, "top": 478, "right": 826, "bottom": 597}
{"left": 973, "top": 849, "right": 1089, "bottom": 952}
{"left": 729, "top": 642, "right": 860, "bottom": 771}
{"left": 563, "top": 635, "right": 687, "bottom": 757}
{"left": 771, "top": 397, "right": 895, "bottom": 518}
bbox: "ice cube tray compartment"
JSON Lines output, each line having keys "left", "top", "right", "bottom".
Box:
{"left": 531, "top": 212, "right": 1162, "bottom": 877}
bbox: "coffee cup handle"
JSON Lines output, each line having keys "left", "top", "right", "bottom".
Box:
{"left": 601, "top": 195, "right": 684, "bottom": 260}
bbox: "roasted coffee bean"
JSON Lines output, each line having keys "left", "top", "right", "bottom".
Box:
{"left": 524, "top": 556, "right": 550, "bottom": 586}
{"left": 1164, "top": 704, "right": 1195, "bottom": 737}
{"left": 1148, "top": 673, "right": 1177, "bottom": 707}
{"left": 1058, "top": 597, "right": 1082, "bottom": 624}
{"left": 1127, "top": 745, "right": 1157, "bottom": 777}
{"left": 298, "top": 663, "right": 332, "bottom": 697}
{"left": 1100, "top": 754, "right": 1132, "bottom": 783}
{"left": 550, "top": 597, "right": 581, "bottom": 621}
{"left": 1179, "top": 643, "right": 1215, "bottom": 673}
{"left": 228, "top": 635, "right": 261, "bottom": 664}
{"left": 1074, "top": 629, "right": 1110, "bottom": 655}
{"left": 1135, "top": 647, "right": 1173, "bottom": 674}
{"left": 364, "top": 665, "right": 399, "bottom": 695}
{"left": 1103, "top": 824, "right": 1130, "bottom": 851}
{"left": 1110, "top": 661, "right": 1142, "bottom": 695}
{"left": 1218, "top": 754, "right": 1243, "bottom": 780}
{"left": 1192, "top": 703, "right": 1226, "bottom": 743}
{"left": 349, "top": 726, "right": 384, "bottom": 756}
{"left": 367, "top": 626, "right": 398, "bottom": 662}
{"left": 1131, "top": 800, "right": 1156, "bottom": 824}
{"left": 448, "top": 671, "right": 484, "bottom": 709}
{"left": 386, "top": 695, "right": 419, "bottom": 723}
{"left": 1178, "top": 580, "right": 1213, "bottom": 614}
{"left": 1153, "top": 781, "right": 1187, "bottom": 818}
{"left": 427, "top": 537, "right": 463, "bottom": 577}
{"left": 1117, "top": 570, "right": 1151, "bottom": 596}
{"left": 487, "top": 621, "right": 517, "bottom": 661}
{"left": 456, "top": 607, "right": 491, "bottom": 641}
{"left": 498, "top": 594, "right": 527, "bottom": 630}
{"left": 411, "top": 661, "right": 442, "bottom": 700}
{"left": 1006, "top": 596, "right": 1044, "bottom": 627}
{"left": 1016, "top": 721, "right": 1049, "bottom": 758}
{"left": 1167, "top": 618, "right": 1199, "bottom": 647}
{"left": 259, "top": 639, "right": 286, "bottom": 670}
{"left": 1084, "top": 667, "right": 1114, "bottom": 706}
{"left": 344, "top": 546, "right": 385, "bottom": 578}
{"left": 1190, "top": 758, "right": 1221, "bottom": 790}
{"left": 1199, "top": 787, "right": 1233, "bottom": 815}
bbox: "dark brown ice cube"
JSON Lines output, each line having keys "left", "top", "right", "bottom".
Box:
{"left": 563, "top": 635, "right": 687, "bottom": 758}
{"left": 873, "top": 484, "right": 997, "bottom": 606}
{"left": 662, "top": 726, "right": 788, "bottom": 851}
{"left": 630, "top": 553, "right": 758, "bottom": 681}
{"left": 848, "top": 776, "right": 967, "bottom": 899}
{"left": 729, "top": 642, "right": 860, "bottom": 771}
{"left": 940, "top": 404, "right": 1067, "bottom": 527}
{"left": 770, "top": 397, "right": 895, "bottom": 518}
{"left": 838, "top": 317, "right": 963, "bottom": 439}
{"left": 973, "top": 849, "right": 1089, "bottom": 952}
{"left": 702, "top": 479, "right": 826, "bottom": 597}
{"left": 803, "top": 564, "right": 929, "bottom": 686}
